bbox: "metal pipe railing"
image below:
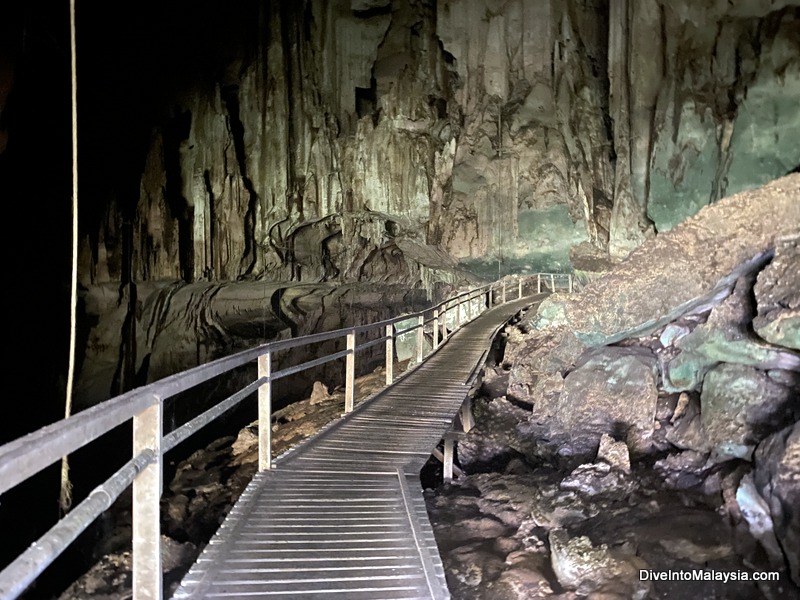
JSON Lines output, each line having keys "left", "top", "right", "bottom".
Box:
{"left": 0, "top": 272, "right": 575, "bottom": 599}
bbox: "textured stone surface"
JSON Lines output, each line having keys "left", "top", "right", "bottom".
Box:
{"left": 754, "top": 239, "right": 800, "bottom": 350}
{"left": 56, "top": 536, "right": 196, "bottom": 600}
{"left": 664, "top": 273, "right": 800, "bottom": 392}
{"left": 523, "top": 175, "right": 800, "bottom": 348}
{"left": 75, "top": 280, "right": 433, "bottom": 408}
{"left": 73, "top": 2, "right": 800, "bottom": 287}
{"left": 700, "top": 364, "right": 799, "bottom": 462}
{"left": 546, "top": 346, "right": 659, "bottom": 459}
{"left": 754, "top": 423, "right": 800, "bottom": 586}
{"left": 549, "top": 529, "right": 650, "bottom": 599}
{"left": 596, "top": 433, "right": 631, "bottom": 474}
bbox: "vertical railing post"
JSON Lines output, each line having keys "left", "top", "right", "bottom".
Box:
{"left": 537, "top": 273, "right": 541, "bottom": 294}
{"left": 502, "top": 281, "right": 506, "bottom": 304}
{"left": 466, "top": 293, "right": 472, "bottom": 321}
{"left": 455, "top": 298, "right": 461, "bottom": 329}
{"left": 433, "top": 309, "right": 439, "bottom": 348}
{"left": 569, "top": 273, "right": 573, "bottom": 293}
{"left": 486, "top": 288, "right": 490, "bottom": 310}
{"left": 258, "top": 352, "right": 272, "bottom": 471}
{"left": 132, "top": 396, "right": 163, "bottom": 600}
{"left": 461, "top": 397, "right": 474, "bottom": 433}
{"left": 345, "top": 330, "right": 355, "bottom": 413}
{"left": 550, "top": 273, "right": 555, "bottom": 292}
{"left": 385, "top": 323, "right": 394, "bottom": 385}
{"left": 443, "top": 435, "right": 454, "bottom": 481}
{"left": 518, "top": 278, "right": 522, "bottom": 299}
{"left": 416, "top": 314, "right": 424, "bottom": 363}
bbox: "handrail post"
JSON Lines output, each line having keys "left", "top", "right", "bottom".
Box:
{"left": 455, "top": 298, "right": 461, "bottom": 329}
{"left": 466, "top": 293, "right": 472, "bottom": 321}
{"left": 502, "top": 281, "right": 506, "bottom": 304}
{"left": 443, "top": 435, "right": 454, "bottom": 481}
{"left": 345, "top": 330, "right": 355, "bottom": 413}
{"left": 132, "top": 396, "right": 163, "bottom": 600}
{"left": 518, "top": 278, "right": 522, "bottom": 299}
{"left": 550, "top": 273, "right": 555, "bottom": 292}
{"left": 433, "top": 309, "right": 439, "bottom": 348}
{"left": 385, "top": 324, "right": 394, "bottom": 385}
{"left": 416, "top": 314, "right": 424, "bottom": 363}
{"left": 537, "top": 273, "right": 541, "bottom": 294}
{"left": 258, "top": 352, "right": 272, "bottom": 471}
{"left": 569, "top": 273, "right": 573, "bottom": 293}
{"left": 461, "top": 397, "right": 474, "bottom": 432}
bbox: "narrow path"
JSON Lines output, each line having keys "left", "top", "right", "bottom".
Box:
{"left": 173, "top": 294, "right": 538, "bottom": 599}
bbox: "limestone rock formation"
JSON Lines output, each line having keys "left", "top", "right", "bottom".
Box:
{"left": 754, "top": 238, "right": 800, "bottom": 350}
{"left": 550, "top": 346, "right": 659, "bottom": 458}
{"left": 549, "top": 528, "right": 650, "bottom": 598}
{"left": 77, "top": 1, "right": 800, "bottom": 288}
{"left": 754, "top": 423, "right": 800, "bottom": 585}
{"left": 495, "top": 175, "right": 800, "bottom": 586}
{"left": 700, "top": 364, "right": 798, "bottom": 462}
{"left": 64, "top": 2, "right": 800, "bottom": 413}
{"left": 75, "top": 280, "right": 432, "bottom": 408}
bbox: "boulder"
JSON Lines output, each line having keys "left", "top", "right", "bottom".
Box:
{"left": 596, "top": 434, "right": 631, "bottom": 474}
{"left": 544, "top": 347, "right": 659, "bottom": 459}
{"left": 529, "top": 175, "right": 800, "bottom": 348}
{"left": 754, "top": 239, "right": 800, "bottom": 350}
{"left": 753, "top": 423, "right": 800, "bottom": 585}
{"left": 549, "top": 529, "right": 650, "bottom": 599}
{"left": 662, "top": 274, "right": 800, "bottom": 392}
{"left": 700, "top": 364, "right": 799, "bottom": 462}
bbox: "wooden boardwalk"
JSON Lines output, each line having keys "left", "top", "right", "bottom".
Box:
{"left": 173, "top": 295, "right": 537, "bottom": 600}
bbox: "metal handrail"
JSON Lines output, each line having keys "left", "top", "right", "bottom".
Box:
{"left": 0, "top": 272, "right": 574, "bottom": 600}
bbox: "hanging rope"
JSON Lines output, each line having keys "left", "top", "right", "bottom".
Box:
{"left": 60, "top": 0, "right": 78, "bottom": 514}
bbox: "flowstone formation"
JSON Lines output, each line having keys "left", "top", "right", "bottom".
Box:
{"left": 67, "top": 1, "right": 800, "bottom": 411}
{"left": 67, "top": 0, "right": 800, "bottom": 414}
{"left": 74, "top": 279, "right": 447, "bottom": 409}
{"left": 426, "top": 175, "right": 800, "bottom": 598}
{"left": 80, "top": 0, "right": 800, "bottom": 285}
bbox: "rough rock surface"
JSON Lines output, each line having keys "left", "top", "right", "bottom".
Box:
{"left": 427, "top": 448, "right": 797, "bottom": 599}
{"left": 57, "top": 536, "right": 196, "bottom": 600}
{"left": 438, "top": 176, "right": 800, "bottom": 598}
{"left": 549, "top": 528, "right": 649, "bottom": 598}
{"left": 754, "top": 239, "right": 800, "bottom": 350}
{"left": 700, "top": 364, "right": 798, "bottom": 463}
{"left": 547, "top": 346, "right": 659, "bottom": 460}
{"left": 521, "top": 175, "right": 800, "bottom": 348}
{"left": 75, "top": 280, "right": 437, "bottom": 408}
{"left": 754, "top": 423, "right": 800, "bottom": 585}
{"left": 77, "top": 1, "right": 800, "bottom": 286}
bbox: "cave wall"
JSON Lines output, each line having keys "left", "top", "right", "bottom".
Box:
{"left": 64, "top": 0, "right": 800, "bottom": 406}
{"left": 79, "top": 0, "right": 800, "bottom": 287}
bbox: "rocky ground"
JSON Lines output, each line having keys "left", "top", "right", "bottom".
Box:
{"left": 425, "top": 177, "right": 800, "bottom": 599}
{"left": 427, "top": 397, "right": 798, "bottom": 600}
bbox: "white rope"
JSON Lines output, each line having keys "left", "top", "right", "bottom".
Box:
{"left": 60, "top": 0, "right": 78, "bottom": 514}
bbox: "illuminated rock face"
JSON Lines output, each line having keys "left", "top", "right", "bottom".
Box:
{"left": 77, "top": 0, "right": 800, "bottom": 288}
{"left": 501, "top": 175, "right": 800, "bottom": 588}
{"left": 68, "top": 2, "right": 800, "bottom": 404}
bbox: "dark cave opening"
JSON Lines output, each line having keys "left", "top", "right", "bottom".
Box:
{"left": 355, "top": 76, "right": 379, "bottom": 124}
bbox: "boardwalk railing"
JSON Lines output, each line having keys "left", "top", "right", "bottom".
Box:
{"left": 0, "top": 272, "right": 573, "bottom": 600}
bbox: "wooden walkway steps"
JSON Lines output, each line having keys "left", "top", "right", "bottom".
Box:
{"left": 173, "top": 295, "right": 537, "bottom": 600}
